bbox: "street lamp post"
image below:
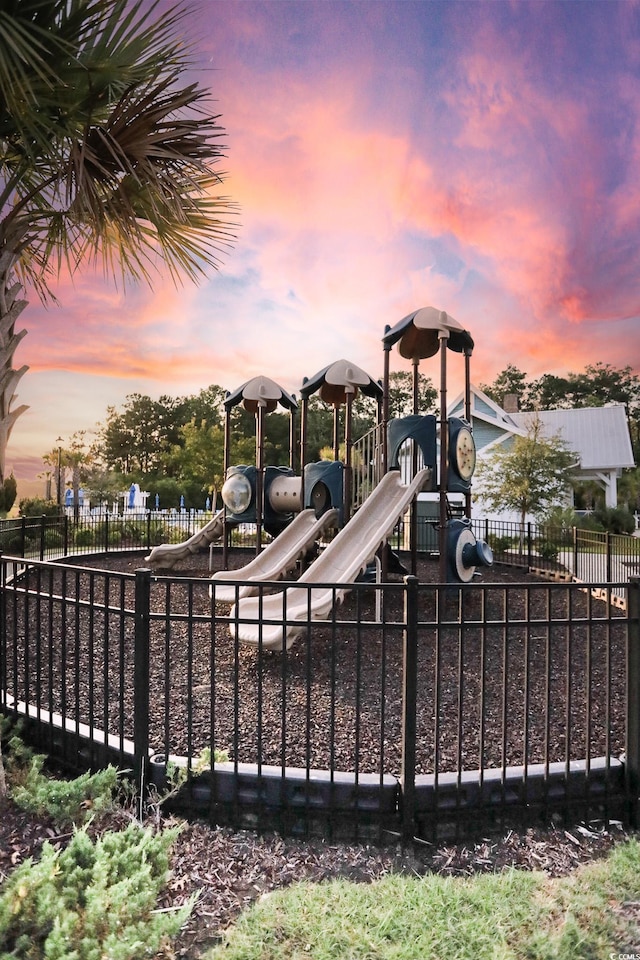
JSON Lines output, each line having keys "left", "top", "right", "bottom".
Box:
{"left": 56, "top": 437, "right": 63, "bottom": 507}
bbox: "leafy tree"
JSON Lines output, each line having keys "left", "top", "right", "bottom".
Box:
{"left": 387, "top": 371, "right": 437, "bottom": 418}
{"left": 524, "top": 373, "right": 572, "bottom": 410}
{"left": 175, "top": 385, "right": 227, "bottom": 429}
{"left": 303, "top": 396, "right": 335, "bottom": 462}
{"left": 529, "top": 363, "right": 640, "bottom": 414}
{"left": 82, "top": 465, "right": 123, "bottom": 509}
{"left": 0, "top": 0, "right": 236, "bottom": 484}
{"left": 479, "top": 364, "right": 530, "bottom": 409}
{"left": 0, "top": 472, "right": 17, "bottom": 514}
{"left": 474, "top": 414, "right": 577, "bottom": 527}
{"left": 95, "top": 394, "right": 183, "bottom": 475}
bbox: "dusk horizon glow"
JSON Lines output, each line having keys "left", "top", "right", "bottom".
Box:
{"left": 8, "top": 0, "right": 640, "bottom": 483}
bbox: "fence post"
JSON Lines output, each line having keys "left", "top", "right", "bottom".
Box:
{"left": 0, "top": 552, "right": 5, "bottom": 711}
{"left": 606, "top": 531, "right": 612, "bottom": 583}
{"left": 146, "top": 510, "right": 151, "bottom": 551}
{"left": 63, "top": 514, "right": 69, "bottom": 557}
{"left": 104, "top": 512, "right": 109, "bottom": 554}
{"left": 39, "top": 515, "right": 45, "bottom": 560}
{"left": 20, "top": 517, "right": 26, "bottom": 558}
{"left": 527, "top": 522, "right": 532, "bottom": 567}
{"left": 626, "top": 577, "right": 640, "bottom": 827}
{"left": 133, "top": 569, "right": 152, "bottom": 804}
{"left": 400, "top": 575, "right": 419, "bottom": 842}
{"left": 573, "top": 526, "right": 578, "bottom": 578}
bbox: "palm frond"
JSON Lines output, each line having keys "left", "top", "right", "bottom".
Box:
{"left": 1, "top": 0, "right": 239, "bottom": 297}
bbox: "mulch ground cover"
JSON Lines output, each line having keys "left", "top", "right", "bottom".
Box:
{"left": 7, "top": 549, "right": 627, "bottom": 776}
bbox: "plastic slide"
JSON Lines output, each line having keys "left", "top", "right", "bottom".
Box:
{"left": 145, "top": 509, "right": 225, "bottom": 569}
{"left": 229, "top": 468, "right": 432, "bottom": 650}
{"left": 210, "top": 507, "right": 340, "bottom": 602}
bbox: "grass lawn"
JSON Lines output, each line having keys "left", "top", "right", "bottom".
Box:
{"left": 206, "top": 839, "right": 640, "bottom": 960}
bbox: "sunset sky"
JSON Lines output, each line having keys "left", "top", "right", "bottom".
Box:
{"left": 8, "top": 0, "right": 640, "bottom": 483}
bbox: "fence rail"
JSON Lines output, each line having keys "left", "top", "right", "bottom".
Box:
{"left": 0, "top": 511, "right": 261, "bottom": 561}
{"left": 4, "top": 513, "right": 639, "bottom": 587}
{"left": 1, "top": 553, "right": 637, "bottom": 843}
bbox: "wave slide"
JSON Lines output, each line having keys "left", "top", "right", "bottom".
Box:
{"left": 229, "top": 467, "right": 432, "bottom": 651}
{"left": 210, "top": 507, "right": 340, "bottom": 602}
{"left": 145, "top": 509, "right": 225, "bottom": 569}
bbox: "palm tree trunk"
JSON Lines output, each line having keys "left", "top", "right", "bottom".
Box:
{"left": 0, "top": 258, "right": 29, "bottom": 486}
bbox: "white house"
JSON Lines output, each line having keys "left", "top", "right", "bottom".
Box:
{"left": 449, "top": 384, "right": 636, "bottom": 522}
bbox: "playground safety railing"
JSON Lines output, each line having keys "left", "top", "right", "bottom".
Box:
{"left": 1, "top": 554, "right": 637, "bottom": 844}
{"left": 351, "top": 422, "right": 385, "bottom": 511}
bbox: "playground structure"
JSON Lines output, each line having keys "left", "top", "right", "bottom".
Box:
{"left": 146, "top": 308, "right": 493, "bottom": 629}
{"left": 3, "top": 310, "right": 633, "bottom": 847}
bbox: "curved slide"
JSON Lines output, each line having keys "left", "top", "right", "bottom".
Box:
{"left": 145, "top": 509, "right": 225, "bottom": 569}
{"left": 229, "top": 468, "right": 431, "bottom": 651}
{"left": 210, "top": 507, "right": 340, "bottom": 602}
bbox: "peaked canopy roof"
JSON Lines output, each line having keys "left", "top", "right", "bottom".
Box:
{"left": 383, "top": 307, "right": 474, "bottom": 360}
{"left": 225, "top": 376, "right": 298, "bottom": 414}
{"left": 300, "top": 359, "right": 383, "bottom": 405}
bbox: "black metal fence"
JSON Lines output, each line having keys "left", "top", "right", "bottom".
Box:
{"left": 3, "top": 513, "right": 638, "bottom": 589}
{"left": 471, "top": 518, "right": 640, "bottom": 583}
{"left": 1, "top": 553, "right": 637, "bottom": 843}
{"left": 0, "top": 512, "right": 262, "bottom": 561}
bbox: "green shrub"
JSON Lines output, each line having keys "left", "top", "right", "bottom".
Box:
{"left": 7, "top": 737, "right": 118, "bottom": 827}
{"left": 74, "top": 526, "right": 97, "bottom": 547}
{"left": 594, "top": 505, "right": 636, "bottom": 535}
{"left": 0, "top": 473, "right": 18, "bottom": 513}
{"left": 44, "top": 529, "right": 64, "bottom": 549}
{"left": 0, "top": 822, "right": 192, "bottom": 960}
{"left": 149, "top": 524, "right": 172, "bottom": 545}
{"left": 19, "top": 497, "right": 61, "bottom": 518}
{"left": 574, "top": 512, "right": 603, "bottom": 531}
{"left": 0, "top": 531, "right": 29, "bottom": 554}
{"left": 487, "top": 533, "right": 512, "bottom": 554}
{"left": 537, "top": 540, "right": 559, "bottom": 562}
{"left": 94, "top": 521, "right": 123, "bottom": 546}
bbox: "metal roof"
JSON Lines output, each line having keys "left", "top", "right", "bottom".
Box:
{"left": 509, "top": 405, "right": 635, "bottom": 470}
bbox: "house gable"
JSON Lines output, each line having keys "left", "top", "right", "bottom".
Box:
{"left": 449, "top": 385, "right": 636, "bottom": 513}
{"left": 448, "top": 384, "right": 524, "bottom": 453}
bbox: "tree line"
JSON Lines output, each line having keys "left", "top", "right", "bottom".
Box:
{"left": 38, "top": 372, "right": 436, "bottom": 512}
{"left": 32, "top": 362, "right": 639, "bottom": 516}
{"left": 480, "top": 361, "right": 640, "bottom": 452}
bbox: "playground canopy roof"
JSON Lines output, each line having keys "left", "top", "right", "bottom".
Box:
{"left": 299, "top": 358, "right": 383, "bottom": 404}
{"left": 383, "top": 307, "right": 474, "bottom": 360}
{"left": 225, "top": 376, "right": 298, "bottom": 414}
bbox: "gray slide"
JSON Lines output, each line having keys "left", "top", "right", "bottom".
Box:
{"left": 229, "top": 468, "right": 431, "bottom": 650}
{"left": 210, "top": 507, "right": 340, "bottom": 602}
{"left": 145, "top": 509, "right": 225, "bottom": 569}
